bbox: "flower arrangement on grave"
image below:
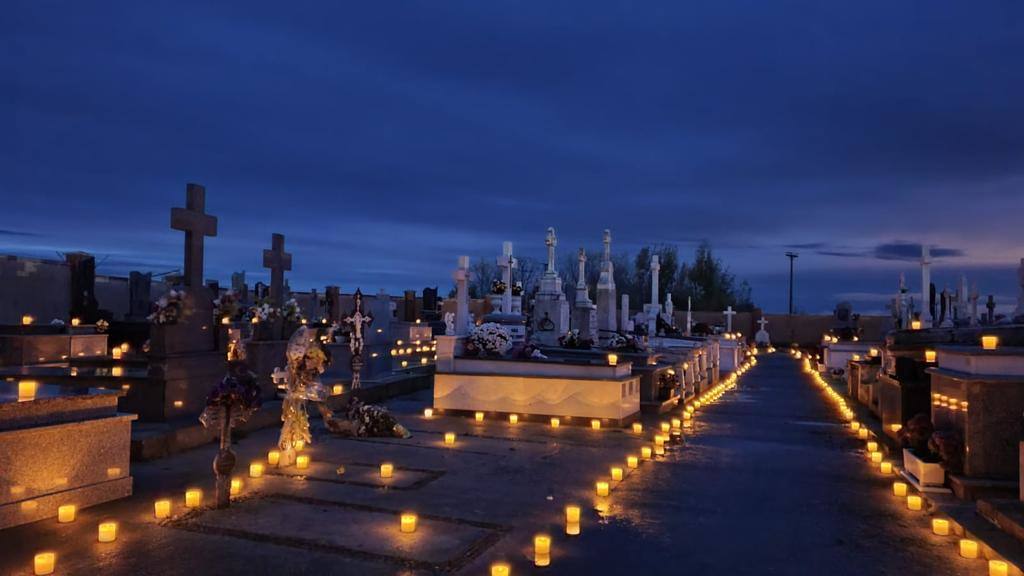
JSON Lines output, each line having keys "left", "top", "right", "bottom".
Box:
{"left": 604, "top": 332, "right": 646, "bottom": 352}
{"left": 213, "top": 289, "right": 240, "bottom": 322}
{"left": 898, "top": 414, "right": 941, "bottom": 462}
{"left": 559, "top": 329, "right": 594, "bottom": 350}
{"left": 657, "top": 369, "right": 680, "bottom": 400}
{"left": 95, "top": 319, "right": 109, "bottom": 333}
{"left": 247, "top": 300, "right": 280, "bottom": 323}
{"left": 490, "top": 279, "right": 507, "bottom": 295}
{"left": 340, "top": 397, "right": 411, "bottom": 438}
{"left": 200, "top": 360, "right": 262, "bottom": 508}
{"left": 511, "top": 281, "right": 524, "bottom": 296}
{"left": 519, "top": 342, "right": 548, "bottom": 360}
{"left": 928, "top": 428, "right": 964, "bottom": 474}
{"left": 50, "top": 318, "right": 65, "bottom": 327}
{"left": 465, "top": 322, "right": 512, "bottom": 357}
{"left": 149, "top": 289, "right": 188, "bottom": 325}
{"left": 282, "top": 298, "right": 304, "bottom": 323}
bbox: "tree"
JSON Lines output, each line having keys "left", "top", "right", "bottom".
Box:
{"left": 675, "top": 241, "right": 754, "bottom": 311}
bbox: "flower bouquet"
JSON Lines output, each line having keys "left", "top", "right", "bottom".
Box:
{"left": 148, "top": 289, "right": 188, "bottom": 325}
{"left": 558, "top": 329, "right": 593, "bottom": 350}
{"left": 214, "top": 290, "right": 240, "bottom": 322}
{"left": 490, "top": 279, "right": 507, "bottom": 295}
{"left": 465, "top": 322, "right": 512, "bottom": 357}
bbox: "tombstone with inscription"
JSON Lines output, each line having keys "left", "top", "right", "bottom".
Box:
{"left": 66, "top": 252, "right": 100, "bottom": 323}
{"left": 531, "top": 228, "right": 570, "bottom": 346}
{"left": 570, "top": 247, "right": 598, "bottom": 343}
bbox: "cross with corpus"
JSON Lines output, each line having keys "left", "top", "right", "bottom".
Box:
{"left": 170, "top": 183, "right": 217, "bottom": 289}
{"left": 723, "top": 306, "right": 737, "bottom": 332}
{"left": 344, "top": 289, "right": 374, "bottom": 357}
{"left": 263, "top": 233, "right": 292, "bottom": 307}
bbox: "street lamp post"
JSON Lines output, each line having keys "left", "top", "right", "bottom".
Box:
{"left": 785, "top": 252, "right": 799, "bottom": 315}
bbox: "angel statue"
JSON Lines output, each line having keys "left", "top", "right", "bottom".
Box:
{"left": 276, "top": 326, "right": 332, "bottom": 467}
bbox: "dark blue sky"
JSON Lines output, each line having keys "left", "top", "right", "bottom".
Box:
{"left": 4, "top": 1, "right": 1023, "bottom": 313}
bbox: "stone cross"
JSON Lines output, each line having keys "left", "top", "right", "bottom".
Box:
{"left": 453, "top": 256, "right": 471, "bottom": 336}
{"left": 545, "top": 227, "right": 557, "bottom": 273}
{"left": 758, "top": 317, "right": 769, "bottom": 331}
{"left": 650, "top": 255, "right": 660, "bottom": 306}
{"left": 602, "top": 229, "right": 611, "bottom": 263}
{"left": 263, "top": 233, "right": 292, "bottom": 307}
{"left": 496, "top": 242, "right": 517, "bottom": 314}
{"left": 170, "top": 183, "right": 217, "bottom": 289}
{"left": 723, "top": 305, "right": 737, "bottom": 332}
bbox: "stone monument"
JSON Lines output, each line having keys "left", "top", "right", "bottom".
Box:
{"left": 531, "top": 228, "right": 569, "bottom": 346}
{"left": 643, "top": 255, "right": 662, "bottom": 337}
{"left": 595, "top": 229, "right": 617, "bottom": 342}
{"left": 571, "top": 247, "right": 598, "bottom": 342}
{"left": 754, "top": 317, "right": 771, "bottom": 347}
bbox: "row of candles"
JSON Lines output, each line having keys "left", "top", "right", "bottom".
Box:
{"left": 799, "top": 351, "right": 1013, "bottom": 576}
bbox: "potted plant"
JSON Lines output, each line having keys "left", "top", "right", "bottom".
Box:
{"left": 899, "top": 414, "right": 945, "bottom": 486}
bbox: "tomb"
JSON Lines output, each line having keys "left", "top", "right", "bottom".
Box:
{"left": 0, "top": 380, "right": 134, "bottom": 529}
{"left": 531, "top": 229, "right": 570, "bottom": 346}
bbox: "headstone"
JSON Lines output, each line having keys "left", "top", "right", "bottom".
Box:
{"left": 263, "top": 233, "right": 292, "bottom": 308}
{"left": 755, "top": 317, "right": 771, "bottom": 346}
{"left": 723, "top": 305, "right": 737, "bottom": 333}
{"left": 170, "top": 183, "right": 217, "bottom": 290}
{"left": 643, "top": 255, "right": 661, "bottom": 337}
{"left": 987, "top": 295, "right": 997, "bottom": 324}
{"left": 65, "top": 252, "right": 99, "bottom": 323}
{"left": 596, "top": 229, "right": 617, "bottom": 341}
{"left": 422, "top": 287, "right": 439, "bottom": 320}
{"left": 620, "top": 294, "right": 632, "bottom": 333}
{"left": 231, "top": 271, "right": 248, "bottom": 305}
{"left": 403, "top": 290, "right": 417, "bottom": 322}
{"left": 969, "top": 283, "right": 980, "bottom": 326}
{"left": 127, "top": 271, "right": 152, "bottom": 320}
{"left": 571, "top": 247, "right": 598, "bottom": 342}
{"left": 532, "top": 228, "right": 569, "bottom": 345}
{"left": 453, "top": 256, "right": 471, "bottom": 337}
{"left": 326, "top": 286, "right": 342, "bottom": 325}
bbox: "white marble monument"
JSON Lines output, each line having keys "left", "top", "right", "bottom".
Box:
{"left": 532, "top": 228, "right": 570, "bottom": 346}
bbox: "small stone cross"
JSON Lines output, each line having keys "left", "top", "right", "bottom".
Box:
{"left": 170, "top": 183, "right": 217, "bottom": 289}
{"left": 263, "top": 233, "right": 292, "bottom": 307}
{"left": 723, "top": 306, "right": 737, "bottom": 332}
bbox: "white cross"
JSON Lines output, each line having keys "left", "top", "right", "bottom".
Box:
{"left": 723, "top": 306, "right": 737, "bottom": 332}
{"left": 757, "top": 317, "right": 768, "bottom": 331}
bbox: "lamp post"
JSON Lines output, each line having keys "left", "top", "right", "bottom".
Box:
{"left": 785, "top": 252, "right": 799, "bottom": 315}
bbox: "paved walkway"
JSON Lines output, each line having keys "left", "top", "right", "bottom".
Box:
{"left": 0, "top": 354, "right": 978, "bottom": 575}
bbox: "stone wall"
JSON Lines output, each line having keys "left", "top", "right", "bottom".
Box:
{"left": 0, "top": 255, "right": 70, "bottom": 324}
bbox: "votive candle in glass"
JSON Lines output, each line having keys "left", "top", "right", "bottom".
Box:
{"left": 444, "top": 432, "right": 456, "bottom": 445}
{"left": 475, "top": 411, "right": 485, "bottom": 422}
{"left": 982, "top": 335, "right": 999, "bottom": 351}
{"left": 611, "top": 467, "right": 624, "bottom": 481}
{"left": 627, "top": 455, "right": 639, "bottom": 469}
{"left": 296, "top": 455, "right": 310, "bottom": 469}
{"left": 97, "top": 521, "right": 117, "bottom": 542}
{"left": 907, "top": 495, "right": 923, "bottom": 511}
{"left": 185, "top": 489, "right": 202, "bottom": 508}
{"left": 959, "top": 538, "right": 979, "bottom": 559}
{"left": 591, "top": 419, "right": 601, "bottom": 430}
{"left": 880, "top": 461, "right": 893, "bottom": 474}
{"left": 154, "top": 499, "right": 171, "bottom": 519}
{"left": 230, "top": 478, "right": 242, "bottom": 496}
{"left": 893, "top": 482, "right": 908, "bottom": 497}
{"left": 632, "top": 422, "right": 643, "bottom": 434}
{"left": 400, "top": 512, "right": 417, "bottom": 533}
{"left": 267, "top": 450, "right": 280, "bottom": 466}
{"left": 249, "top": 463, "right": 264, "bottom": 478}
{"left": 534, "top": 534, "right": 551, "bottom": 567}
{"left": 34, "top": 552, "right": 55, "bottom": 576}
{"left": 641, "top": 446, "right": 653, "bottom": 459}
{"left": 565, "top": 505, "right": 581, "bottom": 535}
{"left": 423, "top": 407, "right": 433, "bottom": 418}
{"left": 595, "top": 481, "right": 610, "bottom": 497}
{"left": 932, "top": 518, "right": 950, "bottom": 536}
{"left": 550, "top": 417, "right": 560, "bottom": 428}
{"left": 380, "top": 463, "right": 394, "bottom": 479}
{"left": 57, "top": 504, "right": 76, "bottom": 523}
{"left": 989, "top": 560, "right": 1009, "bottom": 576}
{"left": 509, "top": 414, "right": 519, "bottom": 425}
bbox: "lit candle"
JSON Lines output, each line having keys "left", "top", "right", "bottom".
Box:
{"left": 660, "top": 422, "right": 671, "bottom": 433}
{"left": 491, "top": 562, "right": 511, "bottom": 576}
{"left": 632, "top": 422, "right": 643, "bottom": 434}
{"left": 250, "top": 462, "right": 264, "bottom": 478}
{"left": 683, "top": 411, "right": 692, "bottom": 421}
{"left": 534, "top": 534, "right": 551, "bottom": 567}
{"left": 444, "top": 432, "right": 456, "bottom": 445}
{"left": 423, "top": 408, "right": 434, "bottom": 418}
{"left": 154, "top": 499, "right": 171, "bottom": 519}
{"left": 22, "top": 314, "right": 34, "bottom": 325}
{"left": 611, "top": 467, "right": 624, "bottom": 481}
{"left": 185, "top": 489, "right": 202, "bottom": 508}
{"left": 591, "top": 419, "right": 601, "bottom": 430}
{"left": 880, "top": 461, "right": 893, "bottom": 474}
{"left": 97, "top": 521, "right": 117, "bottom": 542}
{"left": 57, "top": 504, "right": 76, "bottom": 523}
{"left": 173, "top": 400, "right": 184, "bottom": 408}
{"left": 565, "top": 504, "right": 581, "bottom": 535}
{"left": 380, "top": 463, "right": 394, "bottom": 479}
{"left": 858, "top": 428, "right": 869, "bottom": 439}
{"left": 294, "top": 440, "right": 305, "bottom": 451}
{"left": 595, "top": 481, "right": 610, "bottom": 496}
{"left": 267, "top": 450, "right": 280, "bottom": 466}
{"left": 33, "top": 552, "right": 55, "bottom": 575}
{"left": 989, "top": 560, "right": 1009, "bottom": 576}
{"left": 71, "top": 317, "right": 81, "bottom": 327}
{"left": 654, "top": 441, "right": 665, "bottom": 456}
{"left": 911, "top": 320, "right": 922, "bottom": 330}
{"left": 475, "top": 411, "right": 485, "bottom": 422}
{"left": 671, "top": 418, "right": 682, "bottom": 429}
{"left": 607, "top": 353, "right": 618, "bottom": 366}
{"left": 550, "top": 417, "right": 560, "bottom": 428}
{"left": 18, "top": 380, "right": 38, "bottom": 401}
{"left": 866, "top": 441, "right": 878, "bottom": 453}
{"left": 932, "top": 518, "right": 950, "bottom": 536}
{"left": 982, "top": 335, "right": 999, "bottom": 351}
{"left": 112, "top": 366, "right": 123, "bottom": 377}
{"left": 112, "top": 348, "right": 123, "bottom": 360}
{"left": 892, "top": 482, "right": 909, "bottom": 497}
{"left": 627, "top": 455, "right": 639, "bottom": 469}
{"left": 925, "top": 349, "right": 936, "bottom": 363}
{"left": 296, "top": 455, "right": 310, "bottom": 469}
{"left": 332, "top": 384, "right": 343, "bottom": 395}
{"left": 890, "top": 424, "right": 903, "bottom": 433}
{"left": 907, "top": 495, "right": 923, "bottom": 511}
{"left": 851, "top": 421, "right": 860, "bottom": 431}
{"left": 400, "top": 512, "right": 417, "bottom": 533}
{"left": 870, "top": 451, "right": 883, "bottom": 464}
{"left": 959, "top": 538, "right": 979, "bottom": 559}
{"left": 641, "top": 446, "right": 653, "bottom": 459}
{"left": 509, "top": 414, "right": 519, "bottom": 424}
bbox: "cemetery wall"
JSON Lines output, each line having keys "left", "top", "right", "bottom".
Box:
{"left": 0, "top": 255, "right": 70, "bottom": 324}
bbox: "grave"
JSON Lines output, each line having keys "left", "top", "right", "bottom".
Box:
{"left": 571, "top": 248, "right": 598, "bottom": 343}
{"left": 531, "top": 228, "right": 570, "bottom": 346}
{"left": 0, "top": 380, "right": 134, "bottom": 529}
{"left": 481, "top": 242, "right": 527, "bottom": 344}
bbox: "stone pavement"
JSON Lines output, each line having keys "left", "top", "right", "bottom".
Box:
{"left": 0, "top": 354, "right": 980, "bottom": 575}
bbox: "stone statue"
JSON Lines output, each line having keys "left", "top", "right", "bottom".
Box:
{"left": 545, "top": 227, "right": 557, "bottom": 273}
{"left": 444, "top": 311, "right": 455, "bottom": 335}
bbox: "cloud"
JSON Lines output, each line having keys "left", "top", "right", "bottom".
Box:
{"left": 873, "top": 243, "right": 965, "bottom": 261}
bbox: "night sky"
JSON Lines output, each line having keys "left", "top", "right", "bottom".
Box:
{"left": 5, "top": 1, "right": 1023, "bottom": 313}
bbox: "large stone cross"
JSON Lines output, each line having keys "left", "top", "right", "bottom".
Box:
{"left": 263, "top": 233, "right": 292, "bottom": 307}
{"left": 170, "top": 183, "right": 217, "bottom": 289}
{"left": 758, "top": 317, "right": 769, "bottom": 331}
{"left": 723, "top": 306, "right": 737, "bottom": 332}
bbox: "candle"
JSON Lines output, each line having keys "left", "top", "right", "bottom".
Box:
{"left": 611, "top": 467, "right": 624, "bottom": 481}
{"left": 880, "top": 461, "right": 893, "bottom": 474}
{"left": 154, "top": 499, "right": 171, "bottom": 519}
{"left": 982, "top": 335, "right": 999, "bottom": 350}
{"left": 423, "top": 408, "right": 434, "bottom": 418}
{"left": 641, "top": 446, "right": 653, "bottom": 459}
{"left": 911, "top": 320, "right": 922, "bottom": 330}
{"left": 112, "top": 348, "right": 122, "bottom": 360}
{"left": 294, "top": 439, "right": 305, "bottom": 451}
{"left": 671, "top": 418, "right": 682, "bottom": 429}
{"left": 925, "top": 349, "right": 936, "bottom": 363}
{"left": 907, "top": 495, "right": 923, "bottom": 511}
{"left": 509, "top": 414, "right": 519, "bottom": 424}
{"left": 185, "top": 489, "right": 202, "bottom": 508}
{"left": 607, "top": 353, "right": 618, "bottom": 366}
{"left": 932, "top": 518, "right": 950, "bottom": 536}
{"left": 959, "top": 538, "right": 979, "bottom": 559}
{"left": 565, "top": 504, "right": 581, "bottom": 535}
{"left": 112, "top": 366, "right": 123, "bottom": 377}
{"left": 400, "top": 512, "right": 417, "bottom": 533}
{"left": 893, "top": 482, "right": 908, "bottom": 497}
{"left": 71, "top": 317, "right": 81, "bottom": 327}
{"left": 851, "top": 421, "right": 860, "bottom": 431}
{"left": 870, "top": 452, "right": 883, "bottom": 464}
{"left": 595, "top": 481, "right": 610, "bottom": 496}
{"left": 33, "top": 552, "right": 55, "bottom": 575}
{"left": 18, "top": 380, "right": 38, "bottom": 401}
{"left": 296, "top": 455, "right": 310, "bottom": 469}
{"left": 534, "top": 534, "right": 551, "bottom": 566}
{"left": 869, "top": 347, "right": 879, "bottom": 357}
{"left": 22, "top": 314, "right": 34, "bottom": 325}
{"left": 683, "top": 411, "right": 692, "bottom": 421}
{"left": 380, "top": 463, "right": 394, "bottom": 479}
{"left": 989, "top": 560, "right": 1009, "bottom": 576}
{"left": 550, "top": 417, "right": 560, "bottom": 428}
{"left": 97, "top": 521, "right": 118, "bottom": 542}
{"left": 267, "top": 450, "right": 280, "bottom": 466}
{"left": 627, "top": 455, "right": 639, "bottom": 469}
{"left": 866, "top": 441, "right": 878, "bottom": 453}
{"left": 475, "top": 411, "right": 484, "bottom": 422}
{"left": 890, "top": 424, "right": 903, "bottom": 433}
{"left": 491, "top": 563, "right": 511, "bottom": 576}
{"left": 173, "top": 400, "right": 184, "bottom": 409}
{"left": 332, "top": 384, "right": 343, "bottom": 395}
{"left": 591, "top": 419, "right": 601, "bottom": 430}
{"left": 444, "top": 432, "right": 456, "bottom": 445}
{"left": 632, "top": 422, "right": 643, "bottom": 434}
{"left": 250, "top": 463, "right": 264, "bottom": 478}
{"left": 660, "top": 422, "right": 671, "bottom": 433}
{"left": 57, "top": 504, "right": 76, "bottom": 523}
{"left": 858, "top": 428, "right": 869, "bottom": 439}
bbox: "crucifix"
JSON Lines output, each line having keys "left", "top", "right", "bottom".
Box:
{"left": 723, "top": 305, "right": 737, "bottom": 332}
{"left": 263, "top": 233, "right": 292, "bottom": 308}
{"left": 496, "top": 242, "right": 517, "bottom": 314}
{"left": 170, "top": 183, "right": 217, "bottom": 290}
{"left": 344, "top": 289, "right": 374, "bottom": 389}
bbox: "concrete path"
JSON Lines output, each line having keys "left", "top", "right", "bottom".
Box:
{"left": 0, "top": 354, "right": 979, "bottom": 575}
